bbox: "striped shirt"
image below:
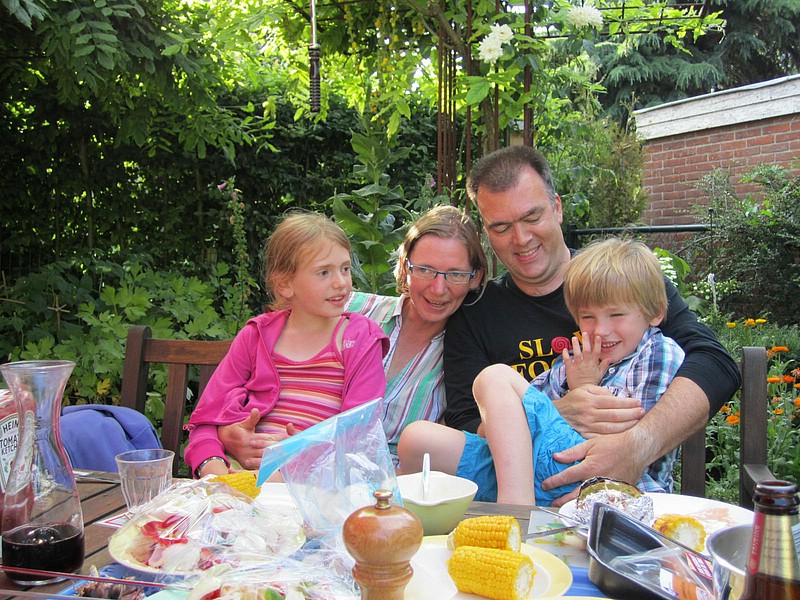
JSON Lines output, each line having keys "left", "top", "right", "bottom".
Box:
{"left": 256, "top": 317, "right": 346, "bottom": 435}
{"left": 345, "top": 292, "right": 446, "bottom": 464}
{"left": 532, "top": 326, "right": 685, "bottom": 493}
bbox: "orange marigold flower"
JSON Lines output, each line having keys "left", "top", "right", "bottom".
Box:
{"left": 771, "top": 346, "right": 790, "bottom": 353}
{"left": 767, "top": 376, "right": 782, "bottom": 383}
{"left": 719, "top": 405, "right": 731, "bottom": 414}
{"left": 794, "top": 398, "right": 800, "bottom": 409}
{"left": 772, "top": 396, "right": 781, "bottom": 404}
{"left": 725, "top": 322, "right": 736, "bottom": 329}
{"left": 744, "top": 319, "right": 756, "bottom": 327}
{"left": 726, "top": 414, "right": 740, "bottom": 425}
{"left": 774, "top": 408, "right": 784, "bottom": 415}
{"left": 783, "top": 375, "right": 795, "bottom": 384}
{"left": 796, "top": 383, "right": 800, "bottom": 390}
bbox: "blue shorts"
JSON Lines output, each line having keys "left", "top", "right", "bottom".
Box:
{"left": 456, "top": 387, "right": 585, "bottom": 506}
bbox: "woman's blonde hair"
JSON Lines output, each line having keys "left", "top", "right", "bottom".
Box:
{"left": 394, "top": 204, "right": 488, "bottom": 297}
{"left": 263, "top": 211, "right": 350, "bottom": 310}
{"left": 564, "top": 237, "right": 667, "bottom": 323}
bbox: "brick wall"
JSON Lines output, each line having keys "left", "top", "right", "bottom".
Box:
{"left": 641, "top": 113, "right": 800, "bottom": 226}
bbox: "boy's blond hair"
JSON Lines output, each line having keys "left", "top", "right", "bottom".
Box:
{"left": 564, "top": 237, "right": 667, "bottom": 324}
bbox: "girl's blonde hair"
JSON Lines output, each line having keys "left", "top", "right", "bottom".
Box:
{"left": 394, "top": 204, "right": 489, "bottom": 296}
{"left": 263, "top": 211, "right": 350, "bottom": 310}
{"left": 564, "top": 237, "right": 667, "bottom": 323}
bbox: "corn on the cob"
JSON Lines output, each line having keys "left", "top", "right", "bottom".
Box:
{"left": 652, "top": 514, "right": 707, "bottom": 552}
{"left": 448, "top": 515, "right": 521, "bottom": 552}
{"left": 447, "top": 546, "right": 535, "bottom": 600}
{"left": 212, "top": 471, "right": 261, "bottom": 499}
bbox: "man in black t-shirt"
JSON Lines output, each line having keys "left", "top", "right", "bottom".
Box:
{"left": 443, "top": 145, "right": 740, "bottom": 506}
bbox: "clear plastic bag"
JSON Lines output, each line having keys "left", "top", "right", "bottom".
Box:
{"left": 609, "top": 545, "right": 715, "bottom": 600}
{"left": 184, "top": 551, "right": 360, "bottom": 599}
{"left": 258, "top": 399, "right": 401, "bottom": 545}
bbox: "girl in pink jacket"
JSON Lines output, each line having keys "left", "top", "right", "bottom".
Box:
{"left": 185, "top": 212, "right": 389, "bottom": 478}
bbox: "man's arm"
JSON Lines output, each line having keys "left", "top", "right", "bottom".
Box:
{"left": 659, "top": 279, "right": 740, "bottom": 414}
{"left": 543, "top": 376, "right": 707, "bottom": 505}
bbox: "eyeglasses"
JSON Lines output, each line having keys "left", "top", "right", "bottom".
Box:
{"left": 406, "top": 260, "right": 476, "bottom": 285}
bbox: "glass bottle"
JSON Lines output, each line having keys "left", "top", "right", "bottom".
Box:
{"left": 740, "top": 479, "right": 800, "bottom": 600}
{"left": 0, "top": 360, "right": 84, "bottom": 585}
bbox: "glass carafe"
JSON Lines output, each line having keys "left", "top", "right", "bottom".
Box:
{"left": 0, "top": 360, "right": 84, "bottom": 585}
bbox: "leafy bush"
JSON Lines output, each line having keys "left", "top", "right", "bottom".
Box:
{"left": 691, "top": 316, "right": 800, "bottom": 503}
{"left": 0, "top": 254, "right": 257, "bottom": 437}
{"left": 691, "top": 164, "right": 800, "bottom": 326}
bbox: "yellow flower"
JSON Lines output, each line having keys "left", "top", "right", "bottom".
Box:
{"left": 767, "top": 376, "right": 782, "bottom": 383}
{"left": 755, "top": 318, "right": 767, "bottom": 324}
{"left": 774, "top": 408, "right": 784, "bottom": 415}
{"left": 771, "top": 346, "right": 790, "bottom": 353}
{"left": 744, "top": 319, "right": 756, "bottom": 327}
{"left": 725, "top": 322, "right": 736, "bottom": 328}
{"left": 726, "top": 414, "right": 740, "bottom": 425}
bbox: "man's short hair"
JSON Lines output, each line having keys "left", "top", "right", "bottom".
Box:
{"left": 564, "top": 237, "right": 668, "bottom": 324}
{"left": 466, "top": 145, "right": 557, "bottom": 205}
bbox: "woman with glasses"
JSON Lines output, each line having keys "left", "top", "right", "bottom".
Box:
{"left": 217, "top": 204, "right": 488, "bottom": 470}
{"left": 344, "top": 204, "right": 488, "bottom": 464}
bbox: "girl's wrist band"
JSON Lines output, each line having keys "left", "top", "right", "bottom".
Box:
{"left": 195, "top": 456, "right": 226, "bottom": 478}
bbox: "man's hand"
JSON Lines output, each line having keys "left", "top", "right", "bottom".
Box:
{"left": 217, "top": 409, "right": 296, "bottom": 470}
{"left": 553, "top": 386, "right": 644, "bottom": 438}
{"left": 541, "top": 430, "right": 647, "bottom": 507}
{"left": 563, "top": 334, "right": 612, "bottom": 390}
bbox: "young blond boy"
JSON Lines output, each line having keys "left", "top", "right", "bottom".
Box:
{"left": 398, "top": 238, "right": 684, "bottom": 506}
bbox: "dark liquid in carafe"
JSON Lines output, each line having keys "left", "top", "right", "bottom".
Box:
{"left": 1, "top": 523, "right": 84, "bottom": 580}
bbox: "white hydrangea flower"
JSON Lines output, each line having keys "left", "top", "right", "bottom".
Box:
{"left": 490, "top": 23, "right": 514, "bottom": 43}
{"left": 478, "top": 34, "right": 504, "bottom": 65}
{"left": 566, "top": 5, "right": 604, "bottom": 29}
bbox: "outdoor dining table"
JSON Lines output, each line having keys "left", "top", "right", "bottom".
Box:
{"left": 0, "top": 473, "right": 608, "bottom": 599}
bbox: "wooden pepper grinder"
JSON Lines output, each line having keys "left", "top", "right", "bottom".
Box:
{"left": 342, "top": 489, "right": 424, "bottom": 600}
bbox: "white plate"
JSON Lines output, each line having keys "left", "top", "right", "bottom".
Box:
{"left": 405, "top": 535, "right": 572, "bottom": 599}
{"left": 559, "top": 493, "right": 753, "bottom": 551}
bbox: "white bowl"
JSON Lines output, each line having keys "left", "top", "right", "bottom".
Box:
{"left": 397, "top": 471, "right": 478, "bottom": 536}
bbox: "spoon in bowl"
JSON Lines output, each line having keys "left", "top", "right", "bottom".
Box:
{"left": 422, "top": 452, "right": 431, "bottom": 501}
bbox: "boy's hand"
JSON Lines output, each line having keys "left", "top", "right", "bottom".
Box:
{"left": 563, "top": 334, "right": 612, "bottom": 390}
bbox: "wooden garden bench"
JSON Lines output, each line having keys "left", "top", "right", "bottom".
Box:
{"left": 120, "top": 325, "right": 231, "bottom": 477}
{"left": 679, "top": 345, "right": 770, "bottom": 509}
{"left": 119, "top": 325, "right": 771, "bottom": 505}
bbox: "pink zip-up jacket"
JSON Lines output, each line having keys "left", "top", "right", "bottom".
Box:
{"left": 184, "top": 309, "right": 389, "bottom": 475}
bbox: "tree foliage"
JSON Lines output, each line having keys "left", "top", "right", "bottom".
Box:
{"left": 596, "top": 0, "right": 800, "bottom": 121}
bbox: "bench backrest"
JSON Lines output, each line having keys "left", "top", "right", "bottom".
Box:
{"left": 120, "top": 325, "right": 771, "bottom": 502}
{"left": 678, "top": 346, "right": 769, "bottom": 509}
{"left": 120, "top": 325, "right": 231, "bottom": 477}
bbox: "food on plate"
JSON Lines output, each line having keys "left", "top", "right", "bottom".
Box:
{"left": 447, "top": 545, "right": 535, "bottom": 600}
{"left": 108, "top": 479, "right": 305, "bottom": 575}
{"left": 212, "top": 471, "right": 261, "bottom": 499}
{"left": 447, "top": 515, "right": 521, "bottom": 552}
{"left": 652, "top": 513, "right": 707, "bottom": 552}
{"left": 573, "top": 476, "right": 654, "bottom": 524}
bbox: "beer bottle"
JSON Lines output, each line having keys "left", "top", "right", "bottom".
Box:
{"left": 740, "top": 480, "right": 800, "bottom": 600}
